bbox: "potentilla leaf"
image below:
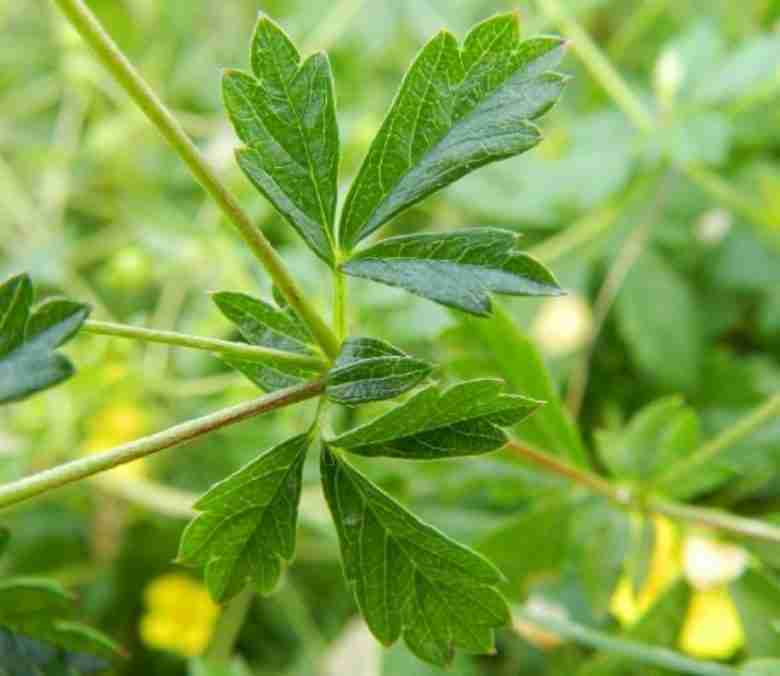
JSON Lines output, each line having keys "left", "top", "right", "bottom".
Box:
{"left": 0, "top": 273, "right": 90, "bottom": 405}
{"left": 177, "top": 433, "right": 311, "bottom": 602}
{"left": 328, "top": 379, "right": 541, "bottom": 459}
{"left": 339, "top": 13, "right": 567, "bottom": 249}
{"left": 326, "top": 337, "right": 433, "bottom": 406}
{"left": 321, "top": 446, "right": 510, "bottom": 667}
{"left": 213, "top": 291, "right": 320, "bottom": 392}
{"left": 342, "top": 229, "right": 562, "bottom": 316}
{"left": 223, "top": 15, "right": 339, "bottom": 265}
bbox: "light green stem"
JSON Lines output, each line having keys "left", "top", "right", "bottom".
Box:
{"left": 52, "top": 0, "right": 340, "bottom": 359}
{"left": 535, "top": 0, "right": 655, "bottom": 133}
{"left": 0, "top": 379, "right": 325, "bottom": 510}
{"left": 657, "top": 394, "right": 780, "bottom": 494}
{"left": 506, "top": 439, "right": 780, "bottom": 544}
{"left": 83, "top": 319, "right": 326, "bottom": 369}
{"left": 206, "top": 586, "right": 255, "bottom": 662}
{"left": 333, "top": 269, "right": 347, "bottom": 341}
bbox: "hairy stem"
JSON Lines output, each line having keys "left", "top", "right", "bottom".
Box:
{"left": 52, "top": 0, "right": 340, "bottom": 358}
{"left": 0, "top": 379, "right": 325, "bottom": 510}
{"left": 206, "top": 586, "right": 255, "bottom": 663}
{"left": 505, "top": 439, "right": 780, "bottom": 544}
{"left": 83, "top": 319, "right": 326, "bottom": 369}
{"left": 656, "top": 394, "right": 780, "bottom": 494}
{"left": 332, "top": 270, "right": 347, "bottom": 341}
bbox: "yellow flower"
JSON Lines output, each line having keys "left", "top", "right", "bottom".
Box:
{"left": 82, "top": 402, "right": 150, "bottom": 479}
{"left": 139, "top": 573, "right": 220, "bottom": 657}
{"left": 610, "top": 518, "right": 748, "bottom": 660}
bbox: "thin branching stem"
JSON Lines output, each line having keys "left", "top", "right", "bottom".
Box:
{"left": 83, "top": 319, "right": 326, "bottom": 369}
{"left": 52, "top": 0, "right": 340, "bottom": 358}
{"left": 0, "top": 379, "right": 325, "bottom": 510}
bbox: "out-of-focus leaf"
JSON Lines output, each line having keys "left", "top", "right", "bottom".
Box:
{"left": 321, "top": 446, "right": 510, "bottom": 667}
{"left": 595, "top": 396, "right": 699, "bottom": 481}
{"left": 223, "top": 15, "right": 339, "bottom": 264}
{"left": 446, "top": 305, "right": 588, "bottom": 466}
{"left": 329, "top": 379, "right": 540, "bottom": 459}
{"left": 730, "top": 569, "right": 780, "bottom": 658}
{"left": 567, "top": 499, "right": 630, "bottom": 618}
{"left": 213, "top": 291, "right": 320, "bottom": 392}
{"left": 339, "top": 13, "right": 567, "bottom": 248}
{"left": 0, "top": 274, "right": 90, "bottom": 405}
{"left": 382, "top": 641, "right": 477, "bottom": 675}
{"left": 616, "top": 251, "right": 702, "bottom": 392}
{"left": 326, "top": 337, "right": 432, "bottom": 406}
{"left": 342, "top": 229, "right": 561, "bottom": 316}
{"left": 178, "top": 433, "right": 310, "bottom": 602}
{"left": 741, "top": 660, "right": 780, "bottom": 675}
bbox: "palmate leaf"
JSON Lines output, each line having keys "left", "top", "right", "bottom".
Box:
{"left": 213, "top": 291, "right": 321, "bottom": 392}
{"left": 329, "top": 379, "right": 540, "bottom": 459}
{"left": 321, "top": 446, "right": 510, "bottom": 667}
{"left": 224, "top": 15, "right": 339, "bottom": 265}
{"left": 339, "top": 12, "right": 567, "bottom": 249}
{"left": 326, "top": 337, "right": 433, "bottom": 406}
{"left": 177, "top": 433, "right": 310, "bottom": 602}
{"left": 0, "top": 273, "right": 90, "bottom": 405}
{"left": 342, "top": 229, "right": 561, "bottom": 316}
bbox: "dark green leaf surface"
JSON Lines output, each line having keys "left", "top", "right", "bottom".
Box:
{"left": 342, "top": 229, "right": 561, "bottom": 316}
{"left": 0, "top": 274, "right": 90, "bottom": 405}
{"left": 329, "top": 379, "right": 540, "bottom": 459}
{"left": 178, "top": 433, "right": 310, "bottom": 602}
{"left": 321, "top": 446, "right": 510, "bottom": 666}
{"left": 339, "top": 13, "right": 567, "bottom": 249}
{"left": 224, "top": 15, "right": 339, "bottom": 264}
{"left": 213, "top": 291, "right": 320, "bottom": 392}
{"left": 326, "top": 337, "right": 433, "bottom": 405}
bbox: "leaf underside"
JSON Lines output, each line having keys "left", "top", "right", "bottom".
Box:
{"left": 213, "top": 291, "right": 320, "bottom": 392}
{"left": 177, "top": 433, "right": 310, "bottom": 602}
{"left": 321, "top": 446, "right": 510, "bottom": 667}
{"left": 326, "top": 336, "right": 433, "bottom": 405}
{"left": 342, "top": 228, "right": 562, "bottom": 316}
{"left": 339, "top": 12, "right": 567, "bottom": 249}
{"left": 329, "top": 378, "right": 541, "bottom": 459}
{"left": 0, "top": 273, "right": 90, "bottom": 405}
{"left": 224, "top": 15, "right": 339, "bottom": 265}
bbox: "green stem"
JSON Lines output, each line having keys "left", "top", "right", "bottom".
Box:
{"left": 505, "top": 438, "right": 780, "bottom": 544}
{"left": 518, "top": 609, "right": 737, "bottom": 676}
{"left": 606, "top": 0, "right": 671, "bottom": 61}
{"left": 206, "top": 586, "right": 255, "bottom": 663}
{"left": 535, "top": 0, "right": 655, "bottom": 133}
{"left": 82, "top": 319, "right": 326, "bottom": 369}
{"left": 52, "top": 0, "right": 340, "bottom": 359}
{"left": 0, "top": 379, "right": 325, "bottom": 510}
{"left": 332, "top": 269, "right": 347, "bottom": 341}
{"left": 656, "top": 394, "right": 780, "bottom": 494}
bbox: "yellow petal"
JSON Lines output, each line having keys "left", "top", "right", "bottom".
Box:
{"left": 679, "top": 587, "right": 744, "bottom": 659}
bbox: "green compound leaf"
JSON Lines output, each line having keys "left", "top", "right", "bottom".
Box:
{"left": 321, "top": 446, "right": 510, "bottom": 667}
{"left": 213, "top": 291, "right": 321, "bottom": 392}
{"left": 177, "top": 433, "right": 310, "bottom": 602}
{"left": 326, "top": 337, "right": 433, "bottom": 406}
{"left": 339, "top": 13, "right": 567, "bottom": 249}
{"left": 342, "top": 229, "right": 561, "bottom": 316}
{"left": 0, "top": 273, "right": 90, "bottom": 405}
{"left": 224, "top": 15, "right": 339, "bottom": 265}
{"left": 329, "top": 379, "right": 540, "bottom": 459}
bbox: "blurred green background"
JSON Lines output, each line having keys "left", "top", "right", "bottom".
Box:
{"left": 1, "top": 0, "right": 779, "bottom": 674}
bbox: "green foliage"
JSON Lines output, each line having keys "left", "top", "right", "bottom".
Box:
{"left": 329, "top": 379, "right": 539, "bottom": 459}
{"left": 0, "top": 274, "right": 90, "bottom": 404}
{"left": 212, "top": 291, "right": 321, "bottom": 392}
{"left": 177, "top": 433, "right": 310, "bottom": 602}
{"left": 342, "top": 229, "right": 561, "bottom": 316}
{"left": 338, "top": 13, "right": 566, "bottom": 249}
{"left": 224, "top": 15, "right": 339, "bottom": 265}
{"left": 321, "top": 446, "right": 510, "bottom": 667}
{"left": 326, "top": 337, "right": 433, "bottom": 406}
